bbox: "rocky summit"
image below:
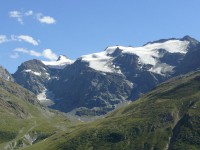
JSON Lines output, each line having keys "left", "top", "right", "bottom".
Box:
{"left": 0, "top": 66, "right": 14, "bottom": 82}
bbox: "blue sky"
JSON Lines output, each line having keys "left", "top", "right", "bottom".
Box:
{"left": 1, "top": 0, "right": 200, "bottom": 73}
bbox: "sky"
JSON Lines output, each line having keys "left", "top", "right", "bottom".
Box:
{"left": 0, "top": 0, "right": 200, "bottom": 73}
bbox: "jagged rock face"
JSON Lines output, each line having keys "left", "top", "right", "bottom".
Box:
{"left": 112, "top": 52, "right": 167, "bottom": 99}
{"left": 13, "top": 36, "right": 200, "bottom": 116}
{"left": 0, "top": 66, "right": 14, "bottom": 81}
{"left": 174, "top": 43, "right": 200, "bottom": 75}
{"left": 13, "top": 59, "right": 51, "bottom": 94}
{"left": 49, "top": 60, "right": 132, "bottom": 114}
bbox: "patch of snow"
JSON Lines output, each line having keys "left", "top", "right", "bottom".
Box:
{"left": 42, "top": 55, "right": 74, "bottom": 69}
{"left": 145, "top": 40, "right": 189, "bottom": 53}
{"left": 24, "top": 69, "right": 41, "bottom": 76}
{"left": 42, "top": 67, "right": 47, "bottom": 71}
{"left": 149, "top": 63, "right": 175, "bottom": 75}
{"left": 51, "top": 76, "right": 59, "bottom": 80}
{"left": 24, "top": 134, "right": 38, "bottom": 145}
{"left": 101, "top": 72, "right": 107, "bottom": 75}
{"left": 45, "top": 73, "right": 51, "bottom": 80}
{"left": 7, "top": 76, "right": 11, "bottom": 81}
{"left": 81, "top": 52, "right": 115, "bottom": 73}
{"left": 37, "top": 89, "right": 55, "bottom": 106}
{"left": 37, "top": 90, "right": 47, "bottom": 101}
{"left": 149, "top": 66, "right": 163, "bottom": 74}
{"left": 45, "top": 72, "right": 50, "bottom": 76}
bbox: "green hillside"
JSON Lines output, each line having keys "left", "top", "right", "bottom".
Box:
{"left": 0, "top": 78, "right": 75, "bottom": 150}
{"left": 24, "top": 71, "right": 200, "bottom": 150}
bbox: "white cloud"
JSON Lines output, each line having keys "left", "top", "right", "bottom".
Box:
{"left": 11, "top": 35, "right": 39, "bottom": 46}
{"left": 0, "top": 35, "right": 8, "bottom": 44}
{"left": 36, "top": 15, "right": 56, "bottom": 24}
{"left": 18, "top": 35, "right": 39, "bottom": 46}
{"left": 9, "top": 11, "right": 21, "bottom": 17}
{"left": 10, "top": 53, "right": 19, "bottom": 59}
{"left": 25, "top": 10, "right": 33, "bottom": 16}
{"left": 9, "top": 10, "right": 56, "bottom": 25}
{"left": 14, "top": 47, "right": 29, "bottom": 53}
{"left": 9, "top": 11, "right": 23, "bottom": 24}
{"left": 42, "top": 49, "right": 58, "bottom": 60}
{"left": 13, "top": 48, "right": 58, "bottom": 61}
{"left": 30, "top": 50, "right": 42, "bottom": 57}
{"left": 0, "top": 35, "right": 39, "bottom": 46}
{"left": 14, "top": 48, "right": 42, "bottom": 57}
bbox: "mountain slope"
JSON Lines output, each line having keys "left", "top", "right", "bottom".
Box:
{"left": 24, "top": 70, "right": 200, "bottom": 150}
{"left": 0, "top": 77, "right": 73, "bottom": 150}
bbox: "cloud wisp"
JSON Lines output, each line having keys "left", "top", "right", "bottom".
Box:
{"left": 14, "top": 48, "right": 42, "bottom": 57}
{"left": 10, "top": 53, "right": 19, "bottom": 59}
{"left": 9, "top": 11, "right": 23, "bottom": 24}
{"left": 13, "top": 48, "right": 58, "bottom": 61}
{"left": 25, "top": 10, "right": 33, "bottom": 16}
{"left": 0, "top": 35, "right": 8, "bottom": 44}
{"left": 36, "top": 14, "right": 56, "bottom": 24}
{"left": 0, "top": 35, "right": 39, "bottom": 46}
{"left": 14, "top": 35, "right": 39, "bottom": 46}
{"left": 9, "top": 10, "right": 56, "bottom": 25}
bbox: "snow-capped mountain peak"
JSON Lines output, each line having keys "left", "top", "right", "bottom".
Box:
{"left": 42, "top": 55, "right": 74, "bottom": 69}
{"left": 80, "top": 39, "right": 190, "bottom": 75}
{"left": 57, "top": 55, "right": 68, "bottom": 61}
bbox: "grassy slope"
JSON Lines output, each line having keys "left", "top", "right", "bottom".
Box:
{"left": 0, "top": 78, "right": 76, "bottom": 150}
{"left": 25, "top": 71, "right": 200, "bottom": 150}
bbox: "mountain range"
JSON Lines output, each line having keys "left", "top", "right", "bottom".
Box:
{"left": 12, "top": 35, "right": 200, "bottom": 117}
